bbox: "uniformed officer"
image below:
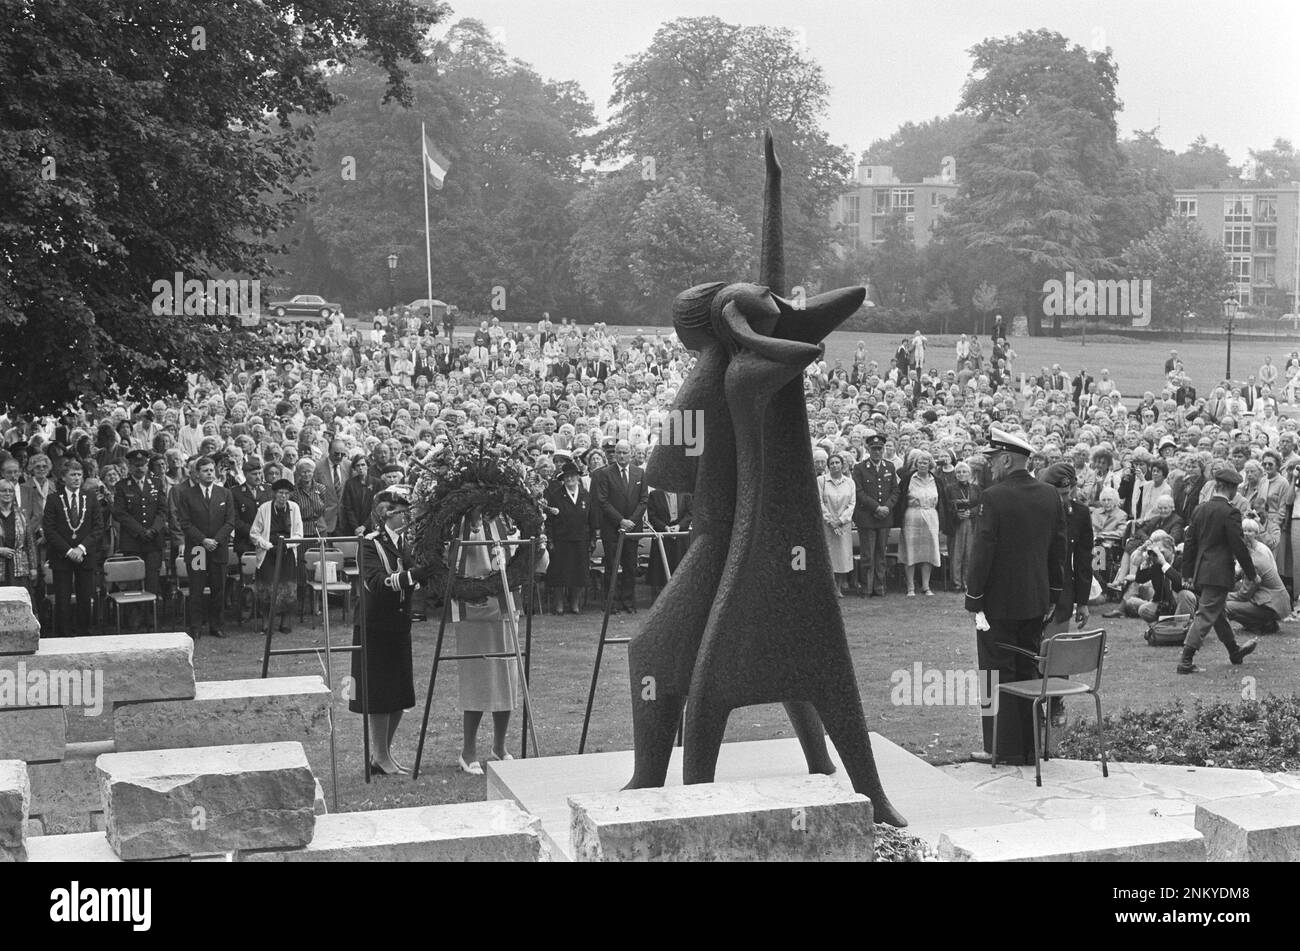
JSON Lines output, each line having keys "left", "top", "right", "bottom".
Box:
{"left": 852, "top": 430, "right": 899, "bottom": 597}
{"left": 112, "top": 448, "right": 168, "bottom": 629}
{"left": 965, "top": 427, "right": 1067, "bottom": 764}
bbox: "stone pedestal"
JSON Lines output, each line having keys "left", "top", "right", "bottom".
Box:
{"left": 0, "top": 587, "right": 40, "bottom": 655}
{"left": 0, "top": 633, "right": 195, "bottom": 709}
{"left": 1195, "top": 793, "right": 1300, "bottom": 861}
{"left": 240, "top": 801, "right": 546, "bottom": 862}
{"left": 0, "top": 707, "right": 67, "bottom": 762}
{"left": 1, "top": 759, "right": 30, "bottom": 862}
{"left": 939, "top": 816, "right": 1206, "bottom": 861}
{"left": 568, "top": 775, "right": 874, "bottom": 862}
{"left": 97, "top": 742, "right": 316, "bottom": 860}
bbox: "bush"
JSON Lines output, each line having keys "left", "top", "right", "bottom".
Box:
{"left": 874, "top": 824, "right": 935, "bottom": 862}
{"left": 1058, "top": 694, "right": 1300, "bottom": 771}
{"left": 844, "top": 306, "right": 942, "bottom": 335}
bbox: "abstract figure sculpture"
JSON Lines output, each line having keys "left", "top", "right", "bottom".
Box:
{"left": 624, "top": 132, "right": 906, "bottom": 827}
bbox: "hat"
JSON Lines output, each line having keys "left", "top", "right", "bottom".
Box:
{"left": 865, "top": 430, "right": 886, "bottom": 447}
{"left": 1215, "top": 467, "right": 1243, "bottom": 486}
{"left": 270, "top": 478, "right": 294, "bottom": 492}
{"left": 375, "top": 486, "right": 412, "bottom": 507}
{"left": 380, "top": 463, "right": 405, "bottom": 476}
{"left": 981, "top": 427, "right": 1033, "bottom": 457}
{"left": 1040, "top": 462, "right": 1077, "bottom": 488}
{"left": 559, "top": 461, "right": 581, "bottom": 479}
{"left": 1158, "top": 435, "right": 1177, "bottom": 450}
{"left": 125, "top": 448, "right": 150, "bottom": 463}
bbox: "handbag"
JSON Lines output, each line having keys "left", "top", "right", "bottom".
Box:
{"left": 1144, "top": 614, "right": 1190, "bottom": 646}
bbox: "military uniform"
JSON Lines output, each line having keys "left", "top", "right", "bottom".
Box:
{"left": 965, "top": 430, "right": 1067, "bottom": 763}
{"left": 852, "top": 433, "right": 899, "bottom": 596}
{"left": 112, "top": 466, "right": 169, "bottom": 601}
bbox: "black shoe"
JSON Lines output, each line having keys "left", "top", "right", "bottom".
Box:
{"left": 1176, "top": 646, "right": 1200, "bottom": 674}
{"left": 1229, "top": 637, "right": 1258, "bottom": 665}
{"left": 1262, "top": 620, "right": 1280, "bottom": 634}
{"left": 368, "top": 761, "right": 388, "bottom": 777}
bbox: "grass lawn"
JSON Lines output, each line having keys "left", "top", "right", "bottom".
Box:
{"left": 191, "top": 581, "right": 1300, "bottom": 813}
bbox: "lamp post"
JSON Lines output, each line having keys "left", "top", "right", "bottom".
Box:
{"left": 1223, "top": 294, "right": 1240, "bottom": 380}
{"left": 386, "top": 253, "right": 398, "bottom": 309}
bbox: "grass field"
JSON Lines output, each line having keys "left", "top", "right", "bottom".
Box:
{"left": 192, "top": 579, "right": 1299, "bottom": 814}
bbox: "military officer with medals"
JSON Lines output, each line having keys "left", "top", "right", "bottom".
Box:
{"left": 852, "top": 430, "right": 899, "bottom": 597}
{"left": 965, "top": 427, "right": 1068, "bottom": 765}
{"left": 112, "top": 448, "right": 169, "bottom": 630}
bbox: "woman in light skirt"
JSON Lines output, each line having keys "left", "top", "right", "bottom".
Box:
{"left": 818, "top": 452, "right": 856, "bottom": 596}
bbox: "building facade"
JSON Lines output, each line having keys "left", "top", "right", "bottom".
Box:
{"left": 1171, "top": 184, "right": 1300, "bottom": 313}
{"left": 833, "top": 163, "right": 958, "bottom": 251}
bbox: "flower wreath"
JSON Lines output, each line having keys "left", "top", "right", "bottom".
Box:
{"left": 405, "top": 437, "right": 545, "bottom": 602}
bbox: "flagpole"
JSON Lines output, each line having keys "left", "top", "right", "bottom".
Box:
{"left": 421, "top": 121, "right": 434, "bottom": 310}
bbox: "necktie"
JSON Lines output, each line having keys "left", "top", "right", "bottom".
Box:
{"left": 70, "top": 493, "right": 78, "bottom": 523}
{"left": 333, "top": 464, "right": 340, "bottom": 489}
{"left": 667, "top": 493, "right": 677, "bottom": 522}
{"left": 204, "top": 487, "right": 211, "bottom": 504}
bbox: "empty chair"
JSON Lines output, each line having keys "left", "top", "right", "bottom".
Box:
{"left": 103, "top": 555, "right": 158, "bottom": 634}
{"left": 304, "top": 548, "right": 351, "bottom": 622}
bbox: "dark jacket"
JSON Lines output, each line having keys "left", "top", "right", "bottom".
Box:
{"left": 175, "top": 482, "right": 236, "bottom": 564}
{"left": 1062, "top": 499, "right": 1095, "bottom": 606}
{"left": 113, "top": 474, "right": 169, "bottom": 554}
{"left": 965, "top": 469, "right": 1068, "bottom": 619}
{"left": 339, "top": 475, "right": 375, "bottom": 536}
{"left": 851, "top": 457, "right": 899, "bottom": 530}
{"left": 1181, "top": 495, "right": 1255, "bottom": 589}
{"left": 545, "top": 482, "right": 592, "bottom": 543}
{"left": 646, "top": 489, "right": 691, "bottom": 535}
{"left": 1133, "top": 559, "right": 1185, "bottom": 615}
{"left": 592, "top": 463, "right": 648, "bottom": 535}
{"left": 44, "top": 488, "right": 103, "bottom": 571}
{"left": 943, "top": 480, "right": 982, "bottom": 531}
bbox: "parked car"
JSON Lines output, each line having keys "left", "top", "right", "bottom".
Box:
{"left": 268, "top": 294, "right": 341, "bottom": 320}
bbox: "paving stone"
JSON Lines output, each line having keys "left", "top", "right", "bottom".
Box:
{"left": 0, "top": 759, "right": 29, "bottom": 847}
{"left": 569, "top": 775, "right": 874, "bottom": 862}
{"left": 0, "top": 633, "right": 195, "bottom": 711}
{"left": 98, "top": 742, "right": 316, "bottom": 860}
{"left": 0, "top": 588, "right": 40, "bottom": 655}
{"left": 0, "top": 707, "right": 66, "bottom": 762}
{"left": 939, "top": 815, "right": 1206, "bottom": 861}
{"left": 1195, "top": 793, "right": 1300, "bottom": 861}
{"left": 240, "top": 801, "right": 546, "bottom": 862}
{"left": 1116, "top": 763, "right": 1279, "bottom": 802}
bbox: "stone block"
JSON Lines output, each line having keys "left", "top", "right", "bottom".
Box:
{"left": 114, "top": 676, "right": 330, "bottom": 755}
{"left": 313, "top": 779, "right": 327, "bottom": 816}
{"left": 568, "top": 775, "right": 874, "bottom": 862}
{"left": 240, "top": 801, "right": 546, "bottom": 862}
{"left": 0, "top": 633, "right": 195, "bottom": 713}
{"left": 1, "top": 759, "right": 30, "bottom": 847}
{"left": 98, "top": 742, "right": 316, "bottom": 860}
{"left": 64, "top": 706, "right": 115, "bottom": 743}
{"left": 0, "top": 845, "right": 24, "bottom": 862}
{"left": 939, "top": 816, "right": 1206, "bottom": 862}
{"left": 0, "top": 707, "right": 67, "bottom": 762}
{"left": 0, "top": 587, "right": 40, "bottom": 655}
{"left": 28, "top": 741, "right": 111, "bottom": 818}
{"left": 1195, "top": 793, "right": 1300, "bottom": 861}
{"left": 25, "top": 831, "right": 121, "bottom": 863}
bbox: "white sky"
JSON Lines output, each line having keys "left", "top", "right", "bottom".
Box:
{"left": 442, "top": 0, "right": 1300, "bottom": 163}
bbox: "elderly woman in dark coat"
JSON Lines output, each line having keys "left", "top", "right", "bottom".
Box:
{"left": 544, "top": 461, "right": 590, "bottom": 614}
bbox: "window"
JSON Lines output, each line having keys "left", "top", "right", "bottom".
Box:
{"left": 1256, "top": 196, "right": 1277, "bottom": 222}
{"left": 891, "top": 188, "right": 915, "bottom": 214}
{"left": 874, "top": 190, "right": 890, "bottom": 215}
{"left": 1257, "top": 227, "right": 1277, "bottom": 251}
{"left": 1255, "top": 257, "right": 1276, "bottom": 285}
{"left": 842, "top": 194, "right": 860, "bottom": 225}
{"left": 1224, "top": 195, "right": 1253, "bottom": 222}
{"left": 1224, "top": 226, "right": 1252, "bottom": 253}
{"left": 1174, "top": 197, "right": 1198, "bottom": 217}
{"left": 1230, "top": 255, "right": 1251, "bottom": 281}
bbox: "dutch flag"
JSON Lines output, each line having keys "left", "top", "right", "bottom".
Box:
{"left": 423, "top": 133, "right": 449, "bottom": 190}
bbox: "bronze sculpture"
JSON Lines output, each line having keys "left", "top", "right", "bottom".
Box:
{"left": 624, "top": 132, "right": 906, "bottom": 827}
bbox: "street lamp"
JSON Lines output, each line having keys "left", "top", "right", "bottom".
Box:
{"left": 1222, "top": 294, "right": 1240, "bottom": 380}
{"left": 386, "top": 253, "right": 398, "bottom": 309}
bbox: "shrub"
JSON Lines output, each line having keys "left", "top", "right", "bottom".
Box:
{"left": 1058, "top": 694, "right": 1300, "bottom": 771}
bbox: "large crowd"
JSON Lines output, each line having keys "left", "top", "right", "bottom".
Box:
{"left": 3, "top": 308, "right": 1300, "bottom": 643}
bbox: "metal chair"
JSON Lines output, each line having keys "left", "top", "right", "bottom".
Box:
{"left": 304, "top": 548, "right": 351, "bottom": 621}
{"left": 103, "top": 555, "right": 158, "bottom": 634}
{"left": 993, "top": 628, "right": 1109, "bottom": 787}
{"left": 240, "top": 552, "right": 260, "bottom": 625}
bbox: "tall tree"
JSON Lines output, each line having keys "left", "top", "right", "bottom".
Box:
{"left": 0, "top": 0, "right": 444, "bottom": 414}
{"left": 1169, "top": 135, "right": 1235, "bottom": 188}
{"left": 861, "top": 114, "right": 978, "bottom": 183}
{"left": 1122, "top": 217, "right": 1232, "bottom": 332}
{"left": 1248, "top": 138, "right": 1299, "bottom": 185}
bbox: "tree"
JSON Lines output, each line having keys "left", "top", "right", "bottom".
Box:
{"left": 1121, "top": 217, "right": 1232, "bottom": 335}
{"left": 1247, "top": 138, "right": 1299, "bottom": 185}
{"left": 571, "top": 16, "right": 849, "bottom": 313}
{"left": 927, "top": 285, "right": 958, "bottom": 335}
{"left": 626, "top": 179, "right": 753, "bottom": 311}
{"left": 0, "top": 0, "right": 445, "bottom": 414}
{"left": 861, "top": 114, "right": 978, "bottom": 183}
{"left": 865, "top": 213, "right": 920, "bottom": 307}
{"left": 972, "top": 281, "right": 999, "bottom": 336}
{"left": 1169, "top": 135, "right": 1234, "bottom": 188}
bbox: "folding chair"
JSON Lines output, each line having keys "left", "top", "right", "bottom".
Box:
{"left": 993, "top": 628, "right": 1109, "bottom": 787}
{"left": 588, "top": 537, "right": 605, "bottom": 603}
{"left": 304, "top": 549, "right": 351, "bottom": 622}
{"left": 102, "top": 555, "right": 158, "bottom": 634}
{"left": 240, "top": 551, "right": 260, "bottom": 625}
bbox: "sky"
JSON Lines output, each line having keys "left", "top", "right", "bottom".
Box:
{"left": 438, "top": 0, "right": 1299, "bottom": 164}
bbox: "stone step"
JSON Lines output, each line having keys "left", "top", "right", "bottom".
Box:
{"left": 28, "top": 740, "right": 113, "bottom": 820}
{"left": 939, "top": 815, "right": 1206, "bottom": 861}
{"left": 239, "top": 801, "right": 546, "bottom": 862}
{"left": 568, "top": 774, "right": 875, "bottom": 862}
{"left": 0, "top": 633, "right": 195, "bottom": 711}
{"left": 1195, "top": 793, "right": 1300, "bottom": 861}
{"left": 97, "top": 741, "right": 316, "bottom": 861}
{"left": 0, "top": 707, "right": 67, "bottom": 762}
{"left": 0, "top": 588, "right": 40, "bottom": 655}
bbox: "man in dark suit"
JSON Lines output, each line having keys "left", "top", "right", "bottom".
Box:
{"left": 592, "top": 440, "right": 648, "bottom": 612}
{"left": 852, "top": 432, "right": 899, "bottom": 597}
{"left": 1178, "top": 467, "right": 1259, "bottom": 674}
{"left": 339, "top": 456, "right": 375, "bottom": 535}
{"left": 646, "top": 487, "right": 692, "bottom": 594}
{"left": 176, "top": 455, "right": 235, "bottom": 638}
{"left": 44, "top": 458, "right": 102, "bottom": 636}
{"left": 312, "top": 438, "right": 350, "bottom": 535}
{"left": 965, "top": 428, "right": 1067, "bottom": 764}
{"left": 1070, "top": 369, "right": 1093, "bottom": 414}
{"left": 112, "top": 448, "right": 168, "bottom": 629}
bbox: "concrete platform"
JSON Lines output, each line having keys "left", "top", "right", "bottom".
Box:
{"left": 487, "top": 734, "right": 1022, "bottom": 859}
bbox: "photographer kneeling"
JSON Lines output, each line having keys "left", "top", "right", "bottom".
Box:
{"left": 1224, "top": 517, "right": 1291, "bottom": 634}
{"left": 1108, "top": 531, "right": 1192, "bottom": 622}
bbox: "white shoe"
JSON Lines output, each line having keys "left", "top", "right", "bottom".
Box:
{"left": 458, "top": 755, "right": 483, "bottom": 776}
{"left": 487, "top": 751, "right": 514, "bottom": 762}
